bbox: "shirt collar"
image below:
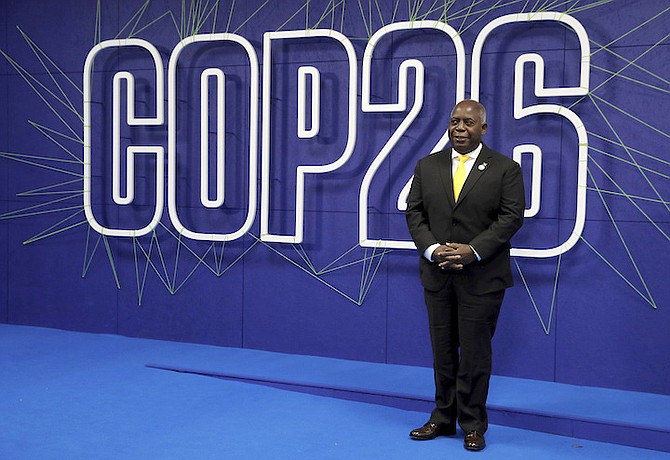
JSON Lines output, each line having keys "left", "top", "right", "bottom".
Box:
{"left": 451, "top": 143, "right": 483, "bottom": 160}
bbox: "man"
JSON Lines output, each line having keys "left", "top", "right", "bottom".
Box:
{"left": 405, "top": 100, "right": 525, "bottom": 451}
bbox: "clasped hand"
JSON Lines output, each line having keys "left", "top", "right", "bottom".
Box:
{"left": 432, "top": 243, "right": 476, "bottom": 270}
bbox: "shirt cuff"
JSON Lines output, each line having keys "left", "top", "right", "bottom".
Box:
{"left": 469, "top": 245, "right": 482, "bottom": 261}
{"left": 424, "top": 243, "right": 441, "bottom": 262}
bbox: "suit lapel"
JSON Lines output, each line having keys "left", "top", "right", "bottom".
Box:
{"left": 454, "top": 146, "right": 494, "bottom": 208}
{"left": 436, "top": 150, "right": 456, "bottom": 208}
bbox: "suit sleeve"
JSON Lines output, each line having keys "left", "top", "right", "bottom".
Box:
{"left": 469, "top": 159, "right": 525, "bottom": 260}
{"left": 405, "top": 160, "right": 439, "bottom": 256}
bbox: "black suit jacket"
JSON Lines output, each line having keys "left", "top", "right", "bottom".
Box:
{"left": 406, "top": 144, "right": 525, "bottom": 294}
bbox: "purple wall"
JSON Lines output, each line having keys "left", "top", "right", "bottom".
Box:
{"left": 1, "top": 0, "right": 668, "bottom": 395}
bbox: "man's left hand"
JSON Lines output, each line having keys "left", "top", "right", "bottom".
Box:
{"left": 437, "top": 243, "right": 476, "bottom": 270}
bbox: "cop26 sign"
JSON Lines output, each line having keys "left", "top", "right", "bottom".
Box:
{"left": 83, "top": 12, "right": 590, "bottom": 259}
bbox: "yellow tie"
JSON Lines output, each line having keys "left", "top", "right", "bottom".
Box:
{"left": 453, "top": 154, "right": 469, "bottom": 201}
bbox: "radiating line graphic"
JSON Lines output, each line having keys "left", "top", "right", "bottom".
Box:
{"left": 1, "top": 0, "right": 667, "bottom": 331}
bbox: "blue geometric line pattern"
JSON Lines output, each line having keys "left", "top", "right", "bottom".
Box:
{"left": 0, "top": 0, "right": 668, "bottom": 337}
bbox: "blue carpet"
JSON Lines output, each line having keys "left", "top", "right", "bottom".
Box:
{"left": 145, "top": 330, "right": 670, "bottom": 451}
{"left": 145, "top": 344, "right": 670, "bottom": 435}
{"left": 1, "top": 324, "right": 669, "bottom": 459}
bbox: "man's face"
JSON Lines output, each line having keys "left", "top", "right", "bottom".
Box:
{"left": 448, "top": 102, "right": 487, "bottom": 154}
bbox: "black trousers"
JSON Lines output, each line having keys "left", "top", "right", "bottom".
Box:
{"left": 424, "top": 280, "right": 504, "bottom": 434}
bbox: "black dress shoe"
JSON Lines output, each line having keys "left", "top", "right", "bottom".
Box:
{"left": 409, "top": 421, "right": 456, "bottom": 440}
{"left": 464, "top": 430, "right": 486, "bottom": 451}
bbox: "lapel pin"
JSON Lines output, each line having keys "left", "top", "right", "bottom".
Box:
{"left": 478, "top": 162, "right": 488, "bottom": 171}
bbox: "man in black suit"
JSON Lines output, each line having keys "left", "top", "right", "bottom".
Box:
{"left": 405, "top": 100, "right": 525, "bottom": 451}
